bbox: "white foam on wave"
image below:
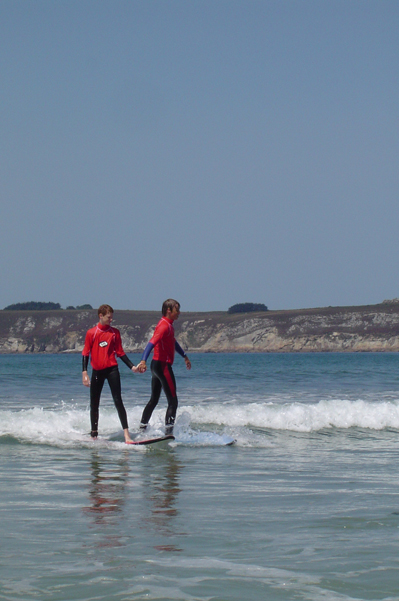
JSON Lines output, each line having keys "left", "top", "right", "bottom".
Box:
{"left": 0, "top": 403, "right": 146, "bottom": 449}
{"left": 183, "top": 398, "right": 399, "bottom": 432}
{"left": 1, "top": 398, "right": 399, "bottom": 448}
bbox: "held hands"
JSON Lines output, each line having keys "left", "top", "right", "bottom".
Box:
{"left": 136, "top": 360, "right": 147, "bottom": 373}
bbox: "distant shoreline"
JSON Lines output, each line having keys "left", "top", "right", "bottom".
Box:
{"left": 1, "top": 302, "right": 399, "bottom": 354}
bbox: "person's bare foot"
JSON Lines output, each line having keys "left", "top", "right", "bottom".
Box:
{"left": 124, "top": 428, "right": 133, "bottom": 444}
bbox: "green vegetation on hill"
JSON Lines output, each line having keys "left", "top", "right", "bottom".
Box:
{"left": 3, "top": 301, "right": 62, "bottom": 311}
{"left": 66, "top": 304, "right": 93, "bottom": 310}
{"left": 4, "top": 302, "right": 94, "bottom": 311}
{"left": 228, "top": 303, "right": 268, "bottom": 314}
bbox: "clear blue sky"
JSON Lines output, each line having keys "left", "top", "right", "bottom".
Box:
{"left": 1, "top": 0, "right": 398, "bottom": 312}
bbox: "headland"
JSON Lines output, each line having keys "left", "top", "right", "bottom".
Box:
{"left": 1, "top": 301, "right": 399, "bottom": 353}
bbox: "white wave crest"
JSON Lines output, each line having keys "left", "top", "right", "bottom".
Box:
{"left": 1, "top": 398, "right": 399, "bottom": 448}
{"left": 183, "top": 398, "right": 399, "bottom": 432}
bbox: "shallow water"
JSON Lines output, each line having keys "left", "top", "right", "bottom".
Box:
{"left": 1, "top": 353, "right": 399, "bottom": 600}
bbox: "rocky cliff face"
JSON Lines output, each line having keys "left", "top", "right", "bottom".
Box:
{"left": 1, "top": 304, "right": 399, "bottom": 353}
{"left": 175, "top": 305, "right": 399, "bottom": 352}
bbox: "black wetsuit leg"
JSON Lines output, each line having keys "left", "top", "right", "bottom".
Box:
{"left": 90, "top": 366, "right": 129, "bottom": 432}
{"left": 106, "top": 366, "right": 129, "bottom": 430}
{"left": 140, "top": 360, "right": 178, "bottom": 427}
{"left": 90, "top": 368, "right": 106, "bottom": 433}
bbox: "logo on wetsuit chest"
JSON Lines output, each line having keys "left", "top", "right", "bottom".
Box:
{"left": 99, "top": 341, "right": 108, "bottom": 347}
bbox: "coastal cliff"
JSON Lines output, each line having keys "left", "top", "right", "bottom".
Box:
{"left": 1, "top": 303, "right": 399, "bottom": 353}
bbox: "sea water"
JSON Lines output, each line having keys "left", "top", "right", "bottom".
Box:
{"left": 1, "top": 353, "right": 399, "bottom": 600}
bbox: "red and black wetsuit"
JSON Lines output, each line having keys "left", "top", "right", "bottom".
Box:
{"left": 82, "top": 323, "right": 134, "bottom": 436}
{"left": 140, "top": 317, "right": 186, "bottom": 431}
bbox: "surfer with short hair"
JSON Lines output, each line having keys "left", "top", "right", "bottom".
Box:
{"left": 138, "top": 298, "right": 191, "bottom": 435}
{"left": 82, "top": 304, "right": 140, "bottom": 443}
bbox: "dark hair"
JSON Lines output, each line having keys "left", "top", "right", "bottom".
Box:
{"left": 98, "top": 304, "right": 114, "bottom": 317}
{"left": 162, "top": 299, "right": 180, "bottom": 316}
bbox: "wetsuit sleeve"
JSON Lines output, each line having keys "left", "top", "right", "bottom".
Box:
{"left": 114, "top": 329, "right": 126, "bottom": 358}
{"left": 141, "top": 342, "right": 154, "bottom": 362}
{"left": 82, "top": 329, "right": 92, "bottom": 371}
{"left": 82, "top": 329, "right": 93, "bottom": 357}
{"left": 120, "top": 354, "right": 134, "bottom": 369}
{"left": 175, "top": 341, "right": 186, "bottom": 358}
